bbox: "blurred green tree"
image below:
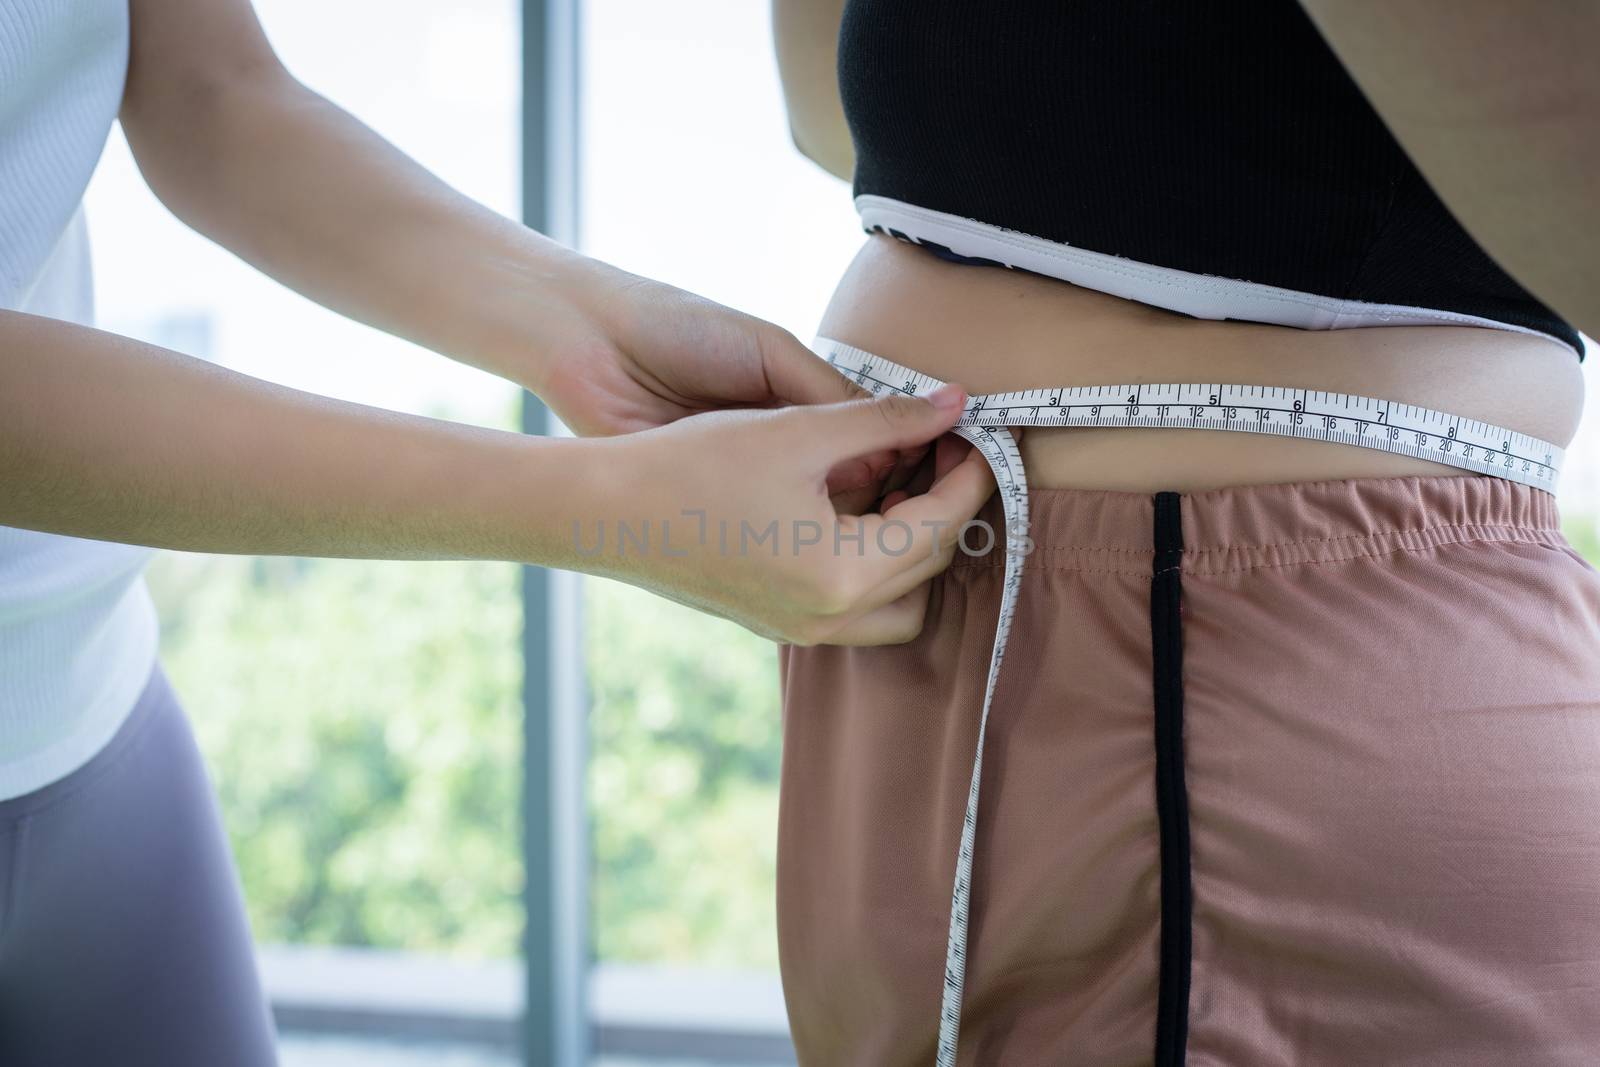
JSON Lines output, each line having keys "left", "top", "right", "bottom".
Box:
{"left": 149, "top": 553, "right": 785, "bottom": 968}
{"left": 150, "top": 553, "right": 525, "bottom": 959}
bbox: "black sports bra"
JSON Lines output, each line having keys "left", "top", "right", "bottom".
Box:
{"left": 837, "top": 0, "right": 1584, "bottom": 359}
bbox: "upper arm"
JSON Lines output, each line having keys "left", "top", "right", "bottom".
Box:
{"left": 119, "top": 0, "right": 290, "bottom": 178}
{"left": 122, "top": 0, "right": 287, "bottom": 119}
{"left": 1297, "top": 1, "right": 1600, "bottom": 337}
{"left": 772, "top": 0, "right": 854, "bottom": 182}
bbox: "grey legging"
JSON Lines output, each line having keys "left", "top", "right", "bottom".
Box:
{"left": 0, "top": 665, "right": 279, "bottom": 1065}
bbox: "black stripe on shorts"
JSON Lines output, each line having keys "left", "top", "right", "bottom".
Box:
{"left": 1151, "top": 490, "right": 1192, "bottom": 1065}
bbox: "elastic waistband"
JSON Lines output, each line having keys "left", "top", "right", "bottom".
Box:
{"left": 959, "top": 473, "right": 1564, "bottom": 577}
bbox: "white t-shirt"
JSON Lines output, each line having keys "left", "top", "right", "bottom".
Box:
{"left": 0, "top": 0, "right": 160, "bottom": 800}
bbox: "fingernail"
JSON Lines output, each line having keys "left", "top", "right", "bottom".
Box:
{"left": 927, "top": 384, "right": 965, "bottom": 412}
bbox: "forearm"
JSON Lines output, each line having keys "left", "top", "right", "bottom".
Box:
{"left": 1299, "top": 1, "right": 1600, "bottom": 338}
{"left": 0, "top": 311, "right": 1000, "bottom": 647}
{"left": 0, "top": 311, "right": 594, "bottom": 565}
{"left": 120, "top": 63, "right": 587, "bottom": 386}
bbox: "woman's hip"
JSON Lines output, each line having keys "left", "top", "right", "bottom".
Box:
{"left": 0, "top": 665, "right": 279, "bottom": 1066}
{"left": 775, "top": 472, "right": 1600, "bottom": 1065}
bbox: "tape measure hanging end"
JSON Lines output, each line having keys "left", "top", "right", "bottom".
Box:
{"left": 813, "top": 336, "right": 1032, "bottom": 1065}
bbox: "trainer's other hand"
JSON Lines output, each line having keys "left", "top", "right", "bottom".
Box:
{"left": 569, "top": 383, "right": 996, "bottom": 646}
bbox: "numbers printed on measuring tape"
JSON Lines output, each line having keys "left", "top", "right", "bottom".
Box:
{"left": 822, "top": 339, "right": 1561, "bottom": 489}
{"left": 807, "top": 336, "right": 1562, "bottom": 1067}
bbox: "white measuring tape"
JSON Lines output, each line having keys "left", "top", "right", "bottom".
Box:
{"left": 810, "top": 335, "right": 1563, "bottom": 1066}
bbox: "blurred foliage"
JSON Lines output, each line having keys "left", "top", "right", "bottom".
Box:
{"left": 149, "top": 508, "right": 1600, "bottom": 968}
{"left": 1562, "top": 510, "right": 1600, "bottom": 564}
{"left": 148, "top": 554, "right": 524, "bottom": 958}
{"left": 147, "top": 552, "right": 783, "bottom": 969}
{"left": 586, "top": 577, "right": 782, "bottom": 969}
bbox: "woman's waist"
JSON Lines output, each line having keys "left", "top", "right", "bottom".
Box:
{"left": 818, "top": 236, "right": 1585, "bottom": 492}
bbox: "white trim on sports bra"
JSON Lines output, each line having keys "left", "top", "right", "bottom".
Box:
{"left": 857, "top": 194, "right": 1570, "bottom": 351}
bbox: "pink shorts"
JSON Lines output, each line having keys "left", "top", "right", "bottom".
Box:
{"left": 777, "top": 473, "right": 1600, "bottom": 1066}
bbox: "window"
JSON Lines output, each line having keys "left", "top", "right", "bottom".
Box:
{"left": 87, "top": 0, "right": 850, "bottom": 1062}
{"left": 85, "top": 1, "right": 527, "bottom": 1062}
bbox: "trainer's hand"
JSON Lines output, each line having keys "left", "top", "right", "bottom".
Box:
{"left": 528, "top": 259, "right": 850, "bottom": 431}
{"left": 571, "top": 383, "right": 996, "bottom": 646}
{"left": 518, "top": 257, "right": 930, "bottom": 505}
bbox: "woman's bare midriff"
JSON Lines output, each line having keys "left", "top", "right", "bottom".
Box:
{"left": 818, "top": 236, "right": 1585, "bottom": 493}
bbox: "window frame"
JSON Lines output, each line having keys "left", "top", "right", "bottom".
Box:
{"left": 520, "top": 1, "right": 588, "bottom": 1065}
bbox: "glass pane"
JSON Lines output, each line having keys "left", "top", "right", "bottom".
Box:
{"left": 578, "top": 0, "right": 862, "bottom": 977}
{"left": 80, "top": 0, "right": 523, "bottom": 1000}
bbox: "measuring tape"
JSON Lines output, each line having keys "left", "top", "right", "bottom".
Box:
{"left": 810, "top": 335, "right": 1563, "bottom": 1067}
